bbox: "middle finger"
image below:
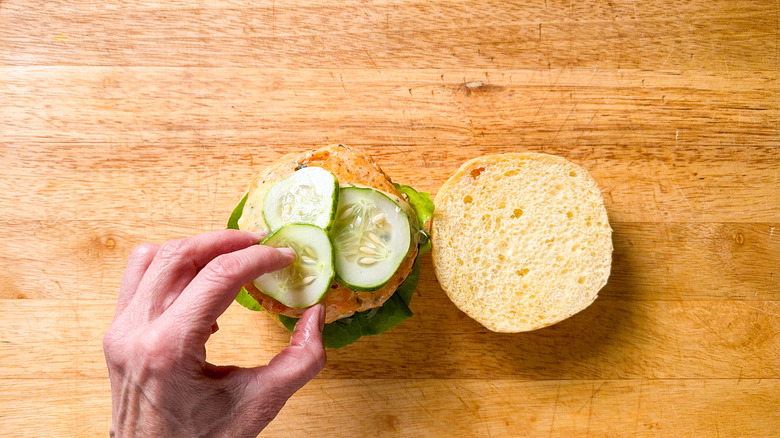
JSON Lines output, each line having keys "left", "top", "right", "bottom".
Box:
{"left": 127, "top": 229, "right": 265, "bottom": 321}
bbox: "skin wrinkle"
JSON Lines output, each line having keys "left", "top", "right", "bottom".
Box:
{"left": 116, "top": 244, "right": 159, "bottom": 318}
{"left": 103, "top": 230, "right": 326, "bottom": 438}
{"left": 135, "top": 230, "right": 264, "bottom": 318}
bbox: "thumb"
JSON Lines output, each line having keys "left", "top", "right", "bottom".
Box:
{"left": 266, "top": 304, "right": 327, "bottom": 389}
{"left": 231, "top": 305, "right": 326, "bottom": 435}
{"left": 244, "top": 304, "right": 327, "bottom": 401}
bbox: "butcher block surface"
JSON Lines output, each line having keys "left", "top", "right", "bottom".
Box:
{"left": 1, "top": 0, "right": 778, "bottom": 436}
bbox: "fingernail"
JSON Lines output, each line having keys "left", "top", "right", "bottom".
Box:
{"left": 249, "top": 231, "right": 267, "bottom": 242}
{"left": 276, "top": 247, "right": 296, "bottom": 260}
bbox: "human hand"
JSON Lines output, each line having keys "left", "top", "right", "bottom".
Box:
{"left": 103, "top": 230, "right": 326, "bottom": 438}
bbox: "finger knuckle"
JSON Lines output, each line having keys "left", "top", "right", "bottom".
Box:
{"left": 156, "top": 239, "right": 191, "bottom": 265}
{"left": 132, "top": 328, "right": 178, "bottom": 371}
{"left": 202, "top": 254, "right": 243, "bottom": 286}
{"left": 283, "top": 347, "right": 327, "bottom": 382}
{"left": 130, "top": 243, "right": 157, "bottom": 260}
{"left": 303, "top": 345, "right": 327, "bottom": 374}
{"left": 102, "top": 327, "right": 122, "bottom": 362}
{"left": 249, "top": 374, "right": 290, "bottom": 410}
{"left": 255, "top": 245, "right": 284, "bottom": 263}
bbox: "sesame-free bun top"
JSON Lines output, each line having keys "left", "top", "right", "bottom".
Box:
{"left": 431, "top": 153, "right": 612, "bottom": 332}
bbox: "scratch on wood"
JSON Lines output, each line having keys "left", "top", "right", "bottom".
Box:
{"left": 578, "top": 381, "right": 606, "bottom": 412}
{"left": 359, "top": 378, "right": 390, "bottom": 402}
{"left": 339, "top": 73, "right": 347, "bottom": 93}
{"left": 548, "top": 383, "right": 560, "bottom": 438}
{"left": 410, "top": 382, "right": 436, "bottom": 418}
{"left": 416, "top": 385, "right": 430, "bottom": 405}
{"left": 133, "top": 116, "right": 146, "bottom": 141}
{"left": 550, "top": 99, "right": 579, "bottom": 143}
{"left": 532, "top": 68, "right": 565, "bottom": 123}
{"left": 661, "top": 47, "right": 675, "bottom": 69}
{"left": 30, "top": 112, "right": 63, "bottom": 130}
{"left": 633, "top": 380, "right": 644, "bottom": 435}
{"left": 448, "top": 385, "right": 471, "bottom": 411}
{"left": 582, "top": 382, "right": 606, "bottom": 437}
{"left": 575, "top": 111, "right": 599, "bottom": 147}
{"left": 775, "top": 0, "right": 779, "bottom": 73}
{"left": 745, "top": 304, "right": 780, "bottom": 318}
{"left": 364, "top": 49, "right": 380, "bottom": 70}
{"left": 321, "top": 387, "right": 364, "bottom": 423}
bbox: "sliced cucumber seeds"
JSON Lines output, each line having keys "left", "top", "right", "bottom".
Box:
{"left": 252, "top": 168, "right": 413, "bottom": 305}
{"left": 262, "top": 167, "right": 339, "bottom": 231}
{"left": 330, "top": 187, "right": 411, "bottom": 291}
{"left": 252, "top": 224, "right": 335, "bottom": 308}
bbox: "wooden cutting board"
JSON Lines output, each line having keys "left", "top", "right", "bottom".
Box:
{"left": 1, "top": 0, "right": 778, "bottom": 436}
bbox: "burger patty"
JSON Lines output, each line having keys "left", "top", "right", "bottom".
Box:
{"left": 238, "top": 145, "right": 419, "bottom": 323}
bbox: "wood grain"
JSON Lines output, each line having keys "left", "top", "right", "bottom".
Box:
{"left": 1, "top": 0, "right": 778, "bottom": 436}
{"left": 2, "top": 68, "right": 778, "bottom": 225}
{"left": 3, "top": 68, "right": 777, "bottom": 147}
{"left": 1, "top": 221, "right": 779, "bottom": 302}
{"left": 2, "top": 142, "right": 779, "bottom": 223}
{"left": 2, "top": 299, "right": 778, "bottom": 380}
{"left": 1, "top": 0, "right": 776, "bottom": 70}
{"left": 1, "top": 378, "right": 777, "bottom": 437}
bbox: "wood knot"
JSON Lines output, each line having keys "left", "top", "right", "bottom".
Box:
{"left": 105, "top": 238, "right": 116, "bottom": 249}
{"left": 734, "top": 233, "right": 744, "bottom": 245}
{"left": 381, "top": 414, "right": 399, "bottom": 431}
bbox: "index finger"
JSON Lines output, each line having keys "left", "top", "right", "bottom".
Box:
{"left": 127, "top": 229, "right": 265, "bottom": 320}
{"left": 161, "top": 245, "right": 295, "bottom": 343}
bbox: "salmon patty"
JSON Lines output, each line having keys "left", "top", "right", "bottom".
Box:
{"left": 237, "top": 145, "right": 419, "bottom": 323}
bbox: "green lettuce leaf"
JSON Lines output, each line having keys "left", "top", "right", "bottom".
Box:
{"left": 394, "top": 183, "right": 434, "bottom": 254}
{"left": 234, "top": 287, "right": 264, "bottom": 311}
{"left": 227, "top": 193, "right": 248, "bottom": 230}
{"left": 226, "top": 184, "right": 433, "bottom": 348}
{"left": 226, "top": 193, "right": 266, "bottom": 312}
{"left": 279, "top": 257, "right": 420, "bottom": 349}
{"left": 394, "top": 184, "right": 434, "bottom": 228}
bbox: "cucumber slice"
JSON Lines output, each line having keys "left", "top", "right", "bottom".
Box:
{"left": 262, "top": 167, "right": 339, "bottom": 231}
{"left": 253, "top": 224, "right": 334, "bottom": 308}
{"left": 330, "top": 187, "right": 411, "bottom": 291}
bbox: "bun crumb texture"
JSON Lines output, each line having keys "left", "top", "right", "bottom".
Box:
{"left": 431, "top": 153, "right": 613, "bottom": 332}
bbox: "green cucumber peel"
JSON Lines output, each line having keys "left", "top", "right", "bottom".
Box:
{"left": 226, "top": 182, "right": 435, "bottom": 347}
{"left": 279, "top": 256, "right": 420, "bottom": 349}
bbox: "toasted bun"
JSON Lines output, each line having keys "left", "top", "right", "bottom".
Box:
{"left": 431, "top": 153, "right": 612, "bottom": 332}
{"left": 238, "top": 145, "right": 418, "bottom": 323}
